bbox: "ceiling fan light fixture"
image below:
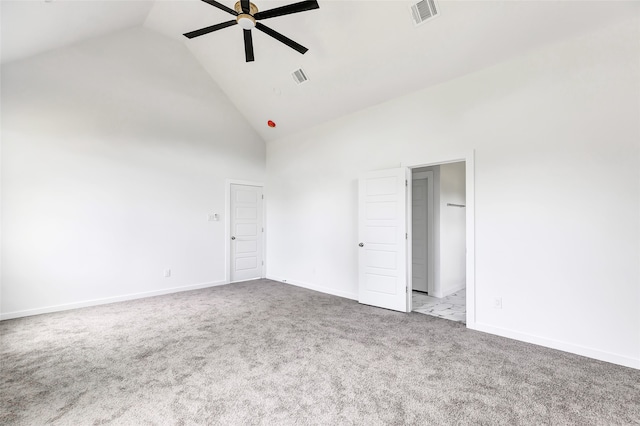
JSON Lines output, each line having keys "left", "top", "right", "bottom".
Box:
{"left": 184, "top": 0, "right": 319, "bottom": 62}
{"left": 237, "top": 14, "right": 256, "bottom": 29}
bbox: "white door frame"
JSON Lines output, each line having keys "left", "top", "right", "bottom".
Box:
{"left": 225, "top": 179, "right": 266, "bottom": 283}
{"left": 402, "top": 151, "right": 475, "bottom": 328}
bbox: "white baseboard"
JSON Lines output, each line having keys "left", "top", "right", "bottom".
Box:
{"left": 7, "top": 277, "right": 636, "bottom": 370}
{"left": 267, "top": 275, "right": 358, "bottom": 301}
{"left": 230, "top": 277, "right": 266, "bottom": 284}
{"left": 442, "top": 284, "right": 466, "bottom": 298}
{"left": 0, "top": 280, "right": 229, "bottom": 321}
{"left": 469, "top": 322, "right": 640, "bottom": 370}
{"left": 268, "top": 278, "right": 638, "bottom": 369}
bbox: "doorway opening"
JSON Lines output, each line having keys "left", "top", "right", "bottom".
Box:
{"left": 410, "top": 161, "right": 467, "bottom": 323}
{"left": 356, "top": 154, "right": 474, "bottom": 323}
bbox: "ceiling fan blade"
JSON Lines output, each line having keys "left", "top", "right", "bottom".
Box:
{"left": 201, "top": 0, "right": 238, "bottom": 16}
{"left": 254, "top": 0, "right": 319, "bottom": 20}
{"left": 243, "top": 29, "right": 255, "bottom": 62}
{"left": 184, "top": 20, "right": 237, "bottom": 39}
{"left": 255, "top": 22, "right": 308, "bottom": 54}
{"left": 241, "top": 0, "right": 250, "bottom": 14}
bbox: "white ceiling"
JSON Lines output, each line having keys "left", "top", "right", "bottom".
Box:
{"left": 0, "top": 0, "right": 154, "bottom": 64}
{"left": 2, "top": 0, "right": 638, "bottom": 142}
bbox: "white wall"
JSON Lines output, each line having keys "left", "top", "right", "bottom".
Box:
{"left": 266, "top": 17, "right": 640, "bottom": 368}
{"left": 1, "top": 28, "right": 265, "bottom": 318}
{"left": 439, "top": 162, "right": 466, "bottom": 297}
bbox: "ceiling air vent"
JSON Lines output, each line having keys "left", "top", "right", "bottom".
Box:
{"left": 410, "top": 0, "right": 439, "bottom": 26}
{"left": 292, "top": 68, "right": 309, "bottom": 85}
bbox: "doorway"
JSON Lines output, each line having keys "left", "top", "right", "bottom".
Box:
{"left": 356, "top": 153, "right": 475, "bottom": 325}
{"left": 410, "top": 162, "right": 467, "bottom": 323}
{"left": 411, "top": 171, "right": 434, "bottom": 295}
{"left": 227, "top": 181, "right": 264, "bottom": 283}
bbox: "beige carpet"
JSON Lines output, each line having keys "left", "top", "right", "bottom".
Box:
{"left": 1, "top": 279, "right": 639, "bottom": 425}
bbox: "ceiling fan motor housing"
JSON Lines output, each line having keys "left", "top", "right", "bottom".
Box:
{"left": 234, "top": 1, "right": 259, "bottom": 15}
{"left": 235, "top": 2, "right": 258, "bottom": 29}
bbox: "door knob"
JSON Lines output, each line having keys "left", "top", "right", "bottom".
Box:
{"left": 359, "top": 243, "right": 364, "bottom": 247}
{"left": 231, "top": 236, "right": 236, "bottom": 240}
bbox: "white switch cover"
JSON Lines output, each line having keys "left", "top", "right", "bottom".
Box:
{"left": 164, "top": 269, "right": 171, "bottom": 278}
{"left": 208, "top": 214, "right": 219, "bottom": 222}
{"left": 493, "top": 297, "right": 502, "bottom": 309}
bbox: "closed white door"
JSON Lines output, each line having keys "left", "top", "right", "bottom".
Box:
{"left": 230, "top": 184, "right": 263, "bottom": 282}
{"left": 358, "top": 168, "right": 409, "bottom": 312}
{"left": 412, "top": 177, "right": 428, "bottom": 293}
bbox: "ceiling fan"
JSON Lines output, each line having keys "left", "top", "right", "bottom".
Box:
{"left": 183, "top": 0, "right": 319, "bottom": 62}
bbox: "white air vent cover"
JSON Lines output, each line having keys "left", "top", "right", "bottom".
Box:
{"left": 292, "top": 68, "right": 309, "bottom": 84}
{"left": 410, "top": 0, "right": 439, "bottom": 26}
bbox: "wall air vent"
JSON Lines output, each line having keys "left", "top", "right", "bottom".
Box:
{"left": 292, "top": 68, "right": 309, "bottom": 85}
{"left": 410, "top": 0, "right": 439, "bottom": 26}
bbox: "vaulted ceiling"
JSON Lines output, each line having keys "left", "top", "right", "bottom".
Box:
{"left": 2, "top": 1, "right": 638, "bottom": 141}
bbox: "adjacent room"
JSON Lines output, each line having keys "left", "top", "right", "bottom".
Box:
{"left": 411, "top": 162, "right": 467, "bottom": 323}
{"left": 2, "top": 0, "right": 640, "bottom": 424}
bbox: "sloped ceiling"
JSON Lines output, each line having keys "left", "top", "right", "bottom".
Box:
{"left": 0, "top": 1, "right": 154, "bottom": 64}
{"left": 2, "top": 1, "right": 639, "bottom": 142}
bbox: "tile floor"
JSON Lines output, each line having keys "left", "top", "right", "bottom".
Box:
{"left": 412, "top": 289, "right": 466, "bottom": 323}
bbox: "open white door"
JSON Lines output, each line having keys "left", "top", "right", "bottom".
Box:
{"left": 358, "top": 168, "right": 409, "bottom": 312}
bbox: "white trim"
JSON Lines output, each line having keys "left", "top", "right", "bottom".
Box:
{"left": 402, "top": 150, "right": 475, "bottom": 328}
{"left": 470, "top": 322, "right": 640, "bottom": 370}
{"left": 225, "top": 179, "right": 266, "bottom": 283}
{"left": 466, "top": 152, "right": 475, "bottom": 327}
{"left": 225, "top": 179, "right": 264, "bottom": 187}
{"left": 267, "top": 275, "right": 358, "bottom": 301}
{"left": 0, "top": 280, "right": 228, "bottom": 321}
{"left": 405, "top": 167, "right": 412, "bottom": 312}
{"left": 229, "top": 277, "right": 263, "bottom": 284}
{"left": 442, "top": 283, "right": 466, "bottom": 298}
{"left": 412, "top": 172, "right": 430, "bottom": 179}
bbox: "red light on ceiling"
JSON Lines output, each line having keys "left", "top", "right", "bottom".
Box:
{"left": 267, "top": 120, "right": 276, "bottom": 128}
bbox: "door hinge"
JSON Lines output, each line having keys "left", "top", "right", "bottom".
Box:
{"left": 406, "top": 233, "right": 408, "bottom": 239}
{"left": 262, "top": 227, "right": 264, "bottom": 232}
{"left": 405, "top": 179, "right": 408, "bottom": 187}
{"left": 262, "top": 194, "right": 264, "bottom": 199}
{"left": 262, "top": 261, "right": 264, "bottom": 265}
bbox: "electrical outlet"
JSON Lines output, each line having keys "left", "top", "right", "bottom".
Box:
{"left": 493, "top": 297, "right": 502, "bottom": 309}
{"left": 164, "top": 269, "right": 171, "bottom": 278}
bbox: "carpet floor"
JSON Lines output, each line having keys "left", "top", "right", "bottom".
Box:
{"left": 1, "top": 279, "right": 639, "bottom": 425}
